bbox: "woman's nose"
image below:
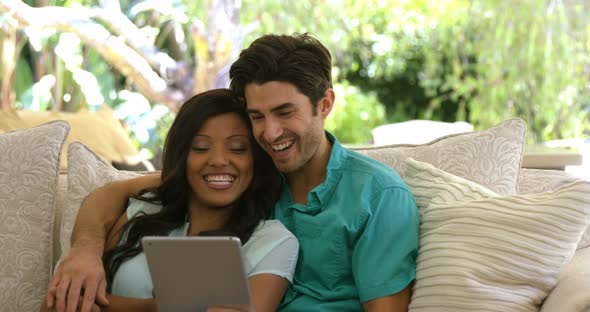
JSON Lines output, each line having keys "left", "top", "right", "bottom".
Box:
{"left": 208, "top": 147, "right": 229, "bottom": 166}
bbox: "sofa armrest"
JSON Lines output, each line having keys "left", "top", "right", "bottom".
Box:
{"left": 540, "top": 247, "right": 590, "bottom": 312}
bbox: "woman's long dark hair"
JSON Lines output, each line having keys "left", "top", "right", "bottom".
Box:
{"left": 103, "top": 89, "right": 282, "bottom": 291}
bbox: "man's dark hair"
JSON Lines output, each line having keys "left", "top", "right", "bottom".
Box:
{"left": 229, "top": 33, "right": 332, "bottom": 107}
{"left": 102, "top": 89, "right": 281, "bottom": 292}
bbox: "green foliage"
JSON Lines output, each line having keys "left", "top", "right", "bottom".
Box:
{"left": 84, "top": 49, "right": 117, "bottom": 109}
{"left": 6, "top": 0, "right": 590, "bottom": 158}
{"left": 335, "top": 0, "right": 471, "bottom": 123}
{"left": 301, "top": 0, "right": 590, "bottom": 143}
{"left": 19, "top": 75, "right": 55, "bottom": 111}
{"left": 325, "top": 81, "right": 386, "bottom": 144}
{"left": 15, "top": 58, "right": 33, "bottom": 102}
{"left": 420, "top": 0, "right": 590, "bottom": 142}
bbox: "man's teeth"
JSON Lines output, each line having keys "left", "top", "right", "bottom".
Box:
{"left": 271, "top": 141, "right": 294, "bottom": 151}
{"left": 205, "top": 175, "right": 234, "bottom": 184}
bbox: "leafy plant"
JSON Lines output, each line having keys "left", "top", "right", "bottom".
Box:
{"left": 421, "top": 0, "right": 590, "bottom": 142}
{"left": 325, "top": 81, "right": 386, "bottom": 144}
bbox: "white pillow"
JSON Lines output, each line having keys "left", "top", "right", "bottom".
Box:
{"left": 57, "top": 142, "right": 142, "bottom": 269}
{"left": 354, "top": 118, "right": 526, "bottom": 195}
{"left": 404, "top": 158, "right": 590, "bottom": 312}
{"left": 519, "top": 168, "right": 590, "bottom": 250}
{"left": 0, "top": 121, "right": 70, "bottom": 311}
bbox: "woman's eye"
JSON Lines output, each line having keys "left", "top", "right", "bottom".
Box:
{"left": 230, "top": 146, "right": 248, "bottom": 152}
{"left": 191, "top": 146, "right": 208, "bottom": 152}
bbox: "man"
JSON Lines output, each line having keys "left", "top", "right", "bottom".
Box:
{"left": 47, "top": 33, "right": 419, "bottom": 312}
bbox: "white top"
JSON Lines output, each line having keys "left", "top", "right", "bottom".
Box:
{"left": 111, "top": 199, "right": 299, "bottom": 299}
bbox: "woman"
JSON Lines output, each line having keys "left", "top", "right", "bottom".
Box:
{"left": 45, "top": 89, "right": 298, "bottom": 311}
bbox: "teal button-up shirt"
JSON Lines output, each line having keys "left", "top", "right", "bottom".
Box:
{"left": 276, "top": 132, "right": 419, "bottom": 311}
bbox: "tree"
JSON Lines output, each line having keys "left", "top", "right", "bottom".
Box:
{"left": 0, "top": 0, "right": 248, "bottom": 112}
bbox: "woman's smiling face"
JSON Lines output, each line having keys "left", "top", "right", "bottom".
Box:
{"left": 185, "top": 112, "right": 254, "bottom": 209}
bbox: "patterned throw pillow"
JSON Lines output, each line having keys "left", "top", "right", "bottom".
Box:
{"left": 57, "top": 142, "right": 143, "bottom": 269}
{"left": 353, "top": 118, "right": 526, "bottom": 195}
{"left": 404, "top": 158, "right": 590, "bottom": 312}
{"left": 0, "top": 121, "right": 70, "bottom": 312}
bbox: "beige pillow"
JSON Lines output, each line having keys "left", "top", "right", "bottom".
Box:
{"left": 57, "top": 142, "right": 143, "bottom": 268}
{"left": 0, "top": 120, "right": 70, "bottom": 311}
{"left": 404, "top": 158, "right": 590, "bottom": 312}
{"left": 353, "top": 118, "right": 526, "bottom": 195}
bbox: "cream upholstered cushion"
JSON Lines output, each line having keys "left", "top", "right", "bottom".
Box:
{"left": 540, "top": 247, "right": 590, "bottom": 312}
{"left": 57, "top": 142, "right": 142, "bottom": 269}
{"left": 354, "top": 118, "right": 526, "bottom": 195}
{"left": 0, "top": 109, "right": 23, "bottom": 132}
{"left": 0, "top": 121, "right": 70, "bottom": 312}
{"left": 404, "top": 158, "right": 590, "bottom": 312}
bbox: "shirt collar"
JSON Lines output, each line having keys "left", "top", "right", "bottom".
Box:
{"left": 312, "top": 131, "right": 346, "bottom": 206}
{"left": 278, "top": 131, "right": 347, "bottom": 209}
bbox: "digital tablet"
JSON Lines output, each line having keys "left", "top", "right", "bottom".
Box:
{"left": 142, "top": 236, "right": 251, "bottom": 312}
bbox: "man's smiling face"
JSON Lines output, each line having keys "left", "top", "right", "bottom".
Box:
{"left": 244, "top": 81, "right": 326, "bottom": 174}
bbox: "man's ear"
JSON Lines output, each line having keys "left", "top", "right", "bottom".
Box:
{"left": 318, "top": 88, "right": 335, "bottom": 120}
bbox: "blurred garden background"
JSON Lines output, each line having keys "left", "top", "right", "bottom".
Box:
{"left": 1, "top": 0, "right": 589, "bottom": 165}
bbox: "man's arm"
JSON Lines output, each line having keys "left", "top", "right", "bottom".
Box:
{"left": 363, "top": 285, "right": 411, "bottom": 312}
{"left": 46, "top": 174, "right": 161, "bottom": 312}
{"left": 353, "top": 186, "right": 419, "bottom": 312}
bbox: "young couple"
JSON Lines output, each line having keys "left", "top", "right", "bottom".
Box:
{"left": 44, "top": 33, "right": 419, "bottom": 312}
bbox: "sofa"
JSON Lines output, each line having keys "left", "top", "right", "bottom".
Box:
{"left": 0, "top": 118, "right": 589, "bottom": 312}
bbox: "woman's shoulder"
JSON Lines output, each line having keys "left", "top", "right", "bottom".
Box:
{"left": 242, "top": 220, "right": 297, "bottom": 256}
{"left": 251, "top": 220, "right": 295, "bottom": 240}
{"left": 242, "top": 220, "right": 299, "bottom": 279}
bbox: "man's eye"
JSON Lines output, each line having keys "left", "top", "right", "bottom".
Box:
{"left": 278, "top": 111, "right": 293, "bottom": 117}
{"left": 249, "top": 115, "right": 263, "bottom": 121}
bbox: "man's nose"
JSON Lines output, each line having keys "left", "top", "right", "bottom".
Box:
{"left": 263, "top": 118, "right": 283, "bottom": 142}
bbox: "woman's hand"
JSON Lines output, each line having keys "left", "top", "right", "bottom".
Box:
{"left": 207, "top": 306, "right": 250, "bottom": 312}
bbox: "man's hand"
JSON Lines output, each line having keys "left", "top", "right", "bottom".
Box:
{"left": 74, "top": 296, "right": 102, "bottom": 312}
{"left": 40, "top": 295, "right": 102, "bottom": 312}
{"left": 46, "top": 243, "right": 109, "bottom": 312}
